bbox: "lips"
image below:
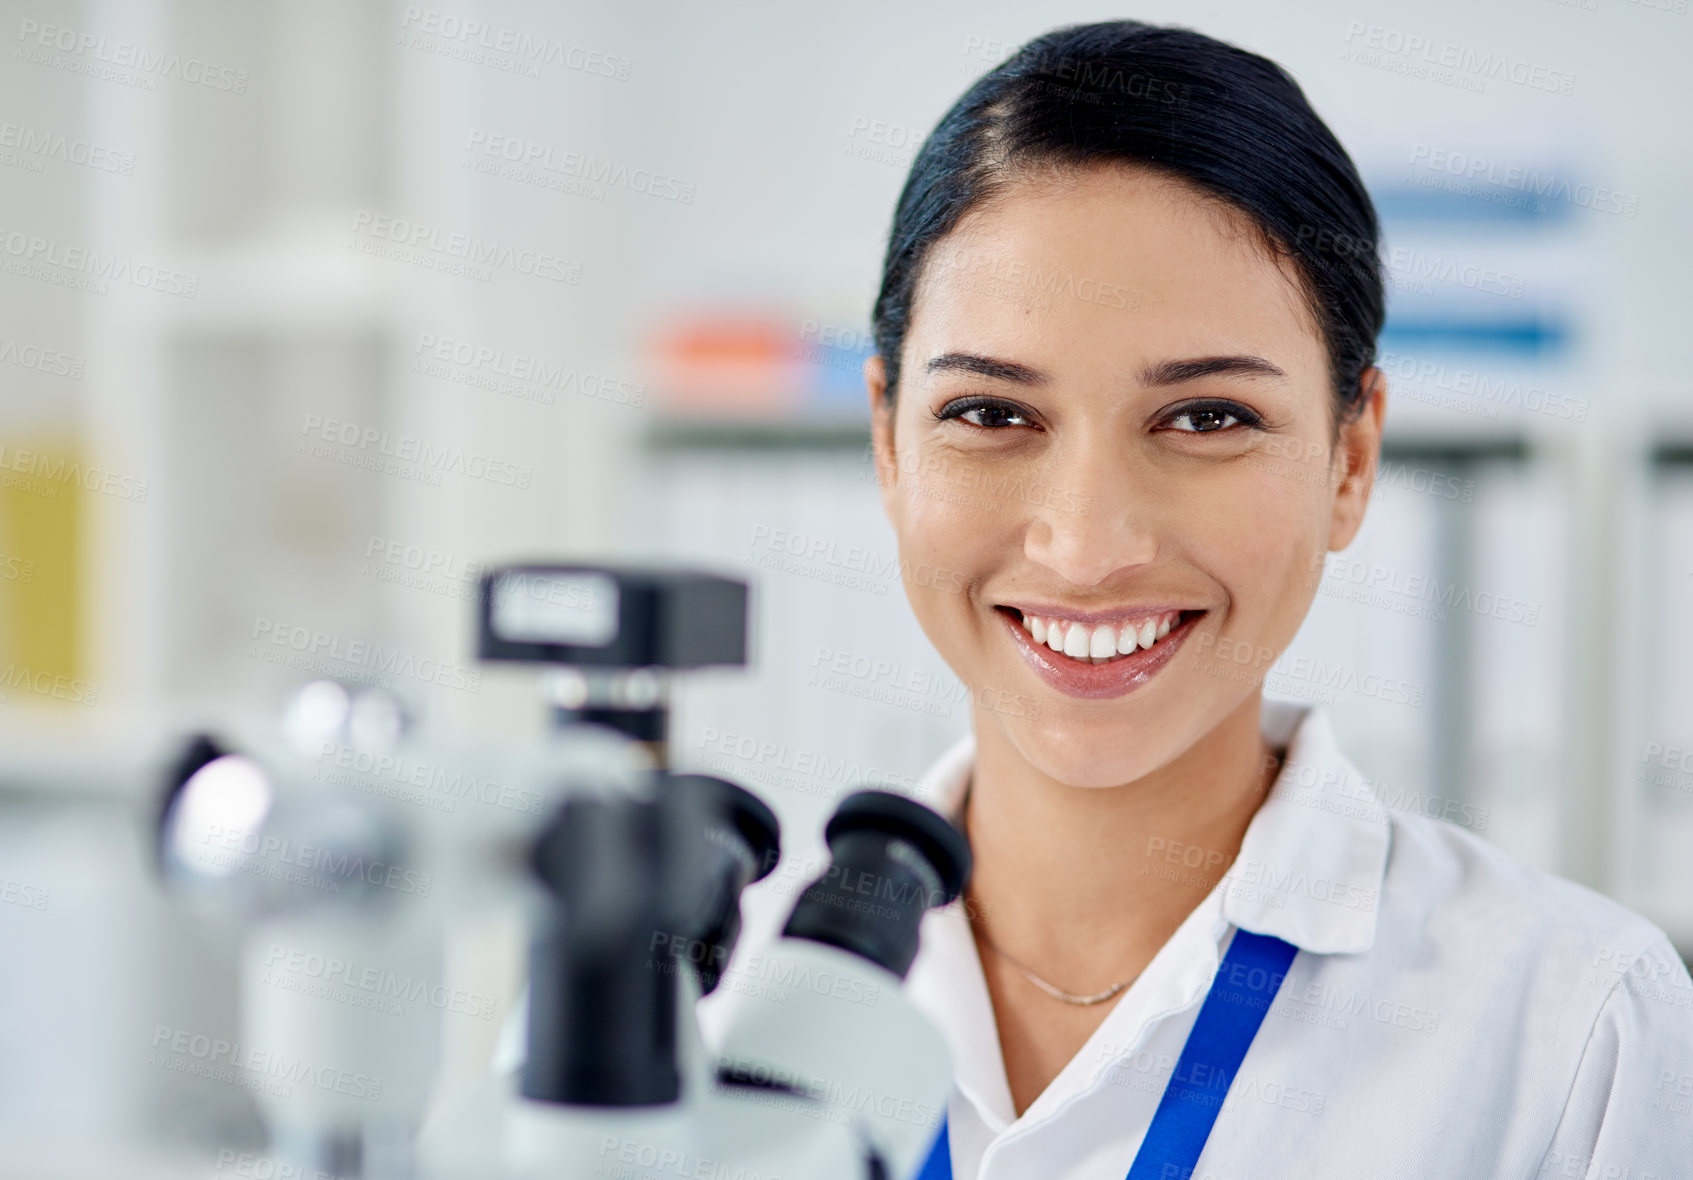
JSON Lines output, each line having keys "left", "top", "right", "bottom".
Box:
{"left": 996, "top": 605, "right": 1204, "bottom": 700}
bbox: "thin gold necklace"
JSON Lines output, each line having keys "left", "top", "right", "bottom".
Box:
{"left": 975, "top": 929, "right": 1137, "bottom": 1006}
{"left": 959, "top": 745, "right": 1284, "bottom": 1007}
{"left": 958, "top": 779, "right": 1130, "bottom": 1005}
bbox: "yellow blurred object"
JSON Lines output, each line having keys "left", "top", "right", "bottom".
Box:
{"left": 0, "top": 438, "right": 83, "bottom": 708}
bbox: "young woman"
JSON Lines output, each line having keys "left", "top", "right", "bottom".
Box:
{"left": 856, "top": 20, "right": 1693, "bottom": 1180}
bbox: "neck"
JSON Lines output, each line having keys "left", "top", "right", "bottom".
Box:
{"left": 961, "top": 692, "right": 1278, "bottom": 991}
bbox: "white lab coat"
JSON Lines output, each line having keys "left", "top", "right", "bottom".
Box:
{"left": 697, "top": 698, "right": 1693, "bottom": 1179}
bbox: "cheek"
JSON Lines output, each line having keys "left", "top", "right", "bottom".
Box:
{"left": 1179, "top": 451, "right": 1330, "bottom": 618}
{"left": 897, "top": 497, "right": 991, "bottom": 623}
{"left": 893, "top": 450, "right": 1024, "bottom": 559}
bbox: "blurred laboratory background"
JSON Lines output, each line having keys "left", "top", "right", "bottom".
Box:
{"left": 1, "top": 0, "right": 1690, "bottom": 1173}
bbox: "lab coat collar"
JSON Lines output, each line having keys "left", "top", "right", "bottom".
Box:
{"left": 915, "top": 698, "right": 1388, "bottom": 955}
{"left": 903, "top": 699, "right": 1390, "bottom": 1131}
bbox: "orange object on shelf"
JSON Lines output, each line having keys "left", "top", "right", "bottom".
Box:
{"left": 643, "top": 311, "right": 808, "bottom": 416}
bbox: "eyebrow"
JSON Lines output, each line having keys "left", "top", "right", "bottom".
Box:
{"left": 924, "top": 351, "right": 1287, "bottom": 387}
{"left": 1141, "top": 355, "right": 1288, "bottom": 385}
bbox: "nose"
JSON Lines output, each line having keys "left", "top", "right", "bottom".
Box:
{"left": 1022, "top": 439, "right": 1159, "bottom": 586}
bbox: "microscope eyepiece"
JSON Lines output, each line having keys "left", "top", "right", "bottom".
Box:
{"left": 781, "top": 790, "right": 971, "bottom": 982}
{"left": 670, "top": 773, "right": 781, "bottom": 995}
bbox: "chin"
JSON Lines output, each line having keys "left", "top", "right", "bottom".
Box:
{"left": 1000, "top": 712, "right": 1170, "bottom": 789}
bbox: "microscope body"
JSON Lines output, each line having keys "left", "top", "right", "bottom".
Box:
{"left": 156, "top": 565, "right": 967, "bottom": 1180}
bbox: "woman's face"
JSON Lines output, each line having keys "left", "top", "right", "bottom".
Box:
{"left": 865, "top": 165, "right": 1385, "bottom": 789}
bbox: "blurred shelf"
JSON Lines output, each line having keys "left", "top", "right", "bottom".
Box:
{"left": 1380, "top": 435, "right": 1527, "bottom": 464}
{"left": 643, "top": 415, "right": 871, "bottom": 452}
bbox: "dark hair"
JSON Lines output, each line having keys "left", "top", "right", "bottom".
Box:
{"left": 870, "top": 21, "right": 1384, "bottom": 440}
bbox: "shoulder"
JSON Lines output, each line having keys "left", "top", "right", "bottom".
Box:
{"left": 1378, "top": 807, "right": 1682, "bottom": 1007}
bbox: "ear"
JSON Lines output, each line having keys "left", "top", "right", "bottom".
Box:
{"left": 864, "top": 353, "right": 901, "bottom": 518}
{"left": 1327, "top": 367, "right": 1387, "bottom": 551}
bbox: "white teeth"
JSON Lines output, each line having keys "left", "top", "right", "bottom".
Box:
{"left": 1015, "top": 609, "right": 1187, "bottom": 663}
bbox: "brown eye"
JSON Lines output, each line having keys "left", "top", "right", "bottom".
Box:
{"left": 961, "top": 404, "right": 1031, "bottom": 429}
{"left": 935, "top": 396, "right": 1037, "bottom": 430}
{"left": 1169, "top": 407, "right": 1239, "bottom": 433}
{"left": 1159, "top": 399, "right": 1264, "bottom": 434}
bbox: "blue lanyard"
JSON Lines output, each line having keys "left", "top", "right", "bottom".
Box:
{"left": 914, "top": 929, "right": 1299, "bottom": 1180}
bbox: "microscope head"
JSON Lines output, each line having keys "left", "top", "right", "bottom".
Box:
{"left": 477, "top": 565, "right": 747, "bottom": 764}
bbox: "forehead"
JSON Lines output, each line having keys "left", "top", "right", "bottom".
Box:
{"left": 906, "top": 164, "right": 1326, "bottom": 385}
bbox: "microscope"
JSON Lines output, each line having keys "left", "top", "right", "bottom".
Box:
{"left": 153, "top": 564, "right": 970, "bottom": 1180}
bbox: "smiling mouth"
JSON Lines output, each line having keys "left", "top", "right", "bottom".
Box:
{"left": 995, "top": 606, "right": 1207, "bottom": 665}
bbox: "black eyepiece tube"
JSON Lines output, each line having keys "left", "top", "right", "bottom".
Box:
{"left": 669, "top": 774, "right": 781, "bottom": 995}
{"left": 521, "top": 777, "right": 707, "bottom": 1107}
{"left": 781, "top": 790, "right": 971, "bottom": 981}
